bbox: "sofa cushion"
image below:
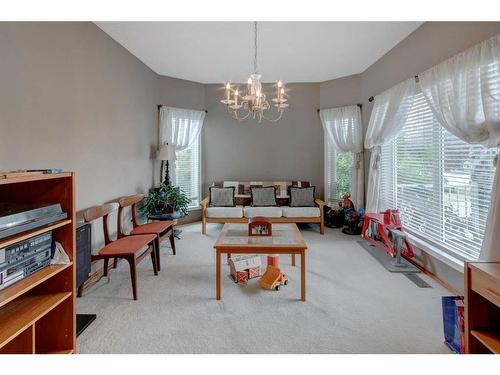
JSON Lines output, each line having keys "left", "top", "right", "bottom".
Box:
{"left": 235, "top": 194, "right": 251, "bottom": 206}
{"left": 244, "top": 206, "right": 282, "bottom": 218}
{"left": 209, "top": 186, "right": 235, "bottom": 207}
{"left": 289, "top": 186, "right": 316, "bottom": 207}
{"left": 206, "top": 206, "right": 243, "bottom": 218}
{"left": 251, "top": 186, "right": 277, "bottom": 207}
{"left": 282, "top": 206, "right": 320, "bottom": 218}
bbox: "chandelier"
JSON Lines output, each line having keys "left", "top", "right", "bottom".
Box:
{"left": 221, "top": 21, "right": 288, "bottom": 123}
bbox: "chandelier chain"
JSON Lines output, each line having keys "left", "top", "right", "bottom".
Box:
{"left": 253, "top": 21, "right": 258, "bottom": 74}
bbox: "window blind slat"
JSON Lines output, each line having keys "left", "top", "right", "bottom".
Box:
{"left": 175, "top": 135, "right": 201, "bottom": 208}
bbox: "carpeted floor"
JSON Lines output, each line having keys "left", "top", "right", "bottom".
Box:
{"left": 76, "top": 223, "right": 452, "bottom": 354}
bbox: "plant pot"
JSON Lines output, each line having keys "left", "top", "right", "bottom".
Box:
{"left": 162, "top": 203, "right": 176, "bottom": 214}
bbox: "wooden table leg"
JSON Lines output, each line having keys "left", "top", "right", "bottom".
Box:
{"left": 300, "top": 250, "right": 306, "bottom": 301}
{"left": 216, "top": 249, "right": 222, "bottom": 300}
{"left": 291, "top": 254, "right": 296, "bottom": 267}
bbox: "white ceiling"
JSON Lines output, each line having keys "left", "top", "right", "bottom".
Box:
{"left": 95, "top": 22, "right": 422, "bottom": 84}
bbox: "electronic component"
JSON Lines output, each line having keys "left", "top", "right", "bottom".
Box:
{"left": 0, "top": 232, "right": 52, "bottom": 290}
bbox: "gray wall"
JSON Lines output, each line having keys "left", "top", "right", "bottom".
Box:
{"left": 0, "top": 22, "right": 208, "bottom": 232}
{"left": 0, "top": 22, "right": 158, "bottom": 211}
{"left": 320, "top": 74, "right": 362, "bottom": 109}
{"left": 203, "top": 83, "right": 322, "bottom": 196}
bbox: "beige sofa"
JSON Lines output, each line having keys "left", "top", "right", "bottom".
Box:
{"left": 200, "top": 180, "right": 325, "bottom": 235}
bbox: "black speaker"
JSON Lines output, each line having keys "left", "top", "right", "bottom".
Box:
{"left": 75, "top": 222, "right": 96, "bottom": 337}
{"left": 76, "top": 222, "right": 91, "bottom": 290}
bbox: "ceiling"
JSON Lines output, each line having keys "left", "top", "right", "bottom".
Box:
{"left": 95, "top": 22, "right": 423, "bottom": 84}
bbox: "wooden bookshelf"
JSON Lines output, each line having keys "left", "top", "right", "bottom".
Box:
{"left": 0, "top": 173, "right": 76, "bottom": 354}
{"left": 464, "top": 261, "right": 500, "bottom": 354}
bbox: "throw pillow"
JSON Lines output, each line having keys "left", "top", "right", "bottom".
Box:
{"left": 251, "top": 186, "right": 277, "bottom": 207}
{"left": 289, "top": 186, "right": 315, "bottom": 207}
{"left": 209, "top": 186, "right": 235, "bottom": 207}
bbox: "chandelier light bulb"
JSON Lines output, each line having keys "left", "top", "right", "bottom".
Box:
{"left": 226, "top": 83, "right": 231, "bottom": 90}
{"left": 280, "top": 88, "right": 285, "bottom": 95}
{"left": 277, "top": 80, "right": 282, "bottom": 88}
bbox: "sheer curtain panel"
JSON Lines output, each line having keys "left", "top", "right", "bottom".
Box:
{"left": 159, "top": 106, "right": 206, "bottom": 185}
{"left": 419, "top": 33, "right": 500, "bottom": 147}
{"left": 320, "top": 105, "right": 364, "bottom": 208}
{"left": 364, "top": 78, "right": 417, "bottom": 212}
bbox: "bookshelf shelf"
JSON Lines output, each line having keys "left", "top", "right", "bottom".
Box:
{"left": 470, "top": 330, "right": 500, "bottom": 354}
{"left": 0, "top": 292, "right": 72, "bottom": 348}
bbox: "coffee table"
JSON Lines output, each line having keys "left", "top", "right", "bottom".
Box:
{"left": 213, "top": 223, "right": 308, "bottom": 301}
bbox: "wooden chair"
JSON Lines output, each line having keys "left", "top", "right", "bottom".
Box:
{"left": 117, "top": 194, "right": 176, "bottom": 272}
{"left": 83, "top": 203, "right": 158, "bottom": 300}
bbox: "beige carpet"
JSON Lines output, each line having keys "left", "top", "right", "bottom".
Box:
{"left": 76, "top": 222, "right": 452, "bottom": 354}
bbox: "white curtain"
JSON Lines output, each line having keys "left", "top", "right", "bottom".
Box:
{"left": 419, "top": 33, "right": 500, "bottom": 147}
{"left": 418, "top": 34, "right": 500, "bottom": 261}
{"left": 479, "top": 154, "right": 500, "bottom": 261}
{"left": 320, "top": 105, "right": 364, "bottom": 209}
{"left": 364, "top": 78, "right": 418, "bottom": 212}
{"left": 159, "top": 106, "right": 206, "bottom": 185}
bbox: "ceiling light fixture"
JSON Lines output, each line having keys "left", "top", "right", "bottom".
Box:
{"left": 221, "top": 21, "right": 288, "bottom": 123}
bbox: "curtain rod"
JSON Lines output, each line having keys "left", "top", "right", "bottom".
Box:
{"left": 157, "top": 104, "right": 208, "bottom": 114}
{"left": 368, "top": 75, "right": 419, "bottom": 103}
{"left": 316, "top": 103, "right": 362, "bottom": 113}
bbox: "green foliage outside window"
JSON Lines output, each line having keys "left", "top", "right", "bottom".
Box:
{"left": 335, "top": 151, "right": 353, "bottom": 199}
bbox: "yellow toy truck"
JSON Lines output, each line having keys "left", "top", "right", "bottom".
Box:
{"left": 259, "top": 265, "right": 289, "bottom": 291}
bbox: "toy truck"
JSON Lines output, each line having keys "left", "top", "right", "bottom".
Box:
{"left": 259, "top": 265, "right": 288, "bottom": 291}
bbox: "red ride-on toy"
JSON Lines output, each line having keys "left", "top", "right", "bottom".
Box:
{"left": 361, "top": 209, "right": 414, "bottom": 259}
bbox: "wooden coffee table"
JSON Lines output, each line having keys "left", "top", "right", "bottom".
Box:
{"left": 213, "top": 223, "right": 308, "bottom": 301}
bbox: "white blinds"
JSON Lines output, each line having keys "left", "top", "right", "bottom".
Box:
{"left": 175, "top": 135, "right": 201, "bottom": 208}
{"left": 325, "top": 136, "right": 336, "bottom": 203}
{"left": 380, "top": 92, "right": 498, "bottom": 260}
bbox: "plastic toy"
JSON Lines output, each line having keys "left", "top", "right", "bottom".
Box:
{"left": 324, "top": 204, "right": 344, "bottom": 228}
{"left": 267, "top": 254, "right": 279, "bottom": 268}
{"left": 342, "top": 208, "right": 365, "bottom": 235}
{"left": 341, "top": 193, "right": 355, "bottom": 210}
{"left": 229, "top": 255, "right": 261, "bottom": 284}
{"left": 248, "top": 217, "right": 272, "bottom": 236}
{"left": 259, "top": 265, "right": 289, "bottom": 291}
{"left": 361, "top": 209, "right": 414, "bottom": 258}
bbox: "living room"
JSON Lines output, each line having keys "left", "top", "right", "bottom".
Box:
{"left": 1, "top": 0, "right": 499, "bottom": 372}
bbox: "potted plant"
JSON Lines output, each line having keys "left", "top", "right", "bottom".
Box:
{"left": 139, "top": 182, "right": 191, "bottom": 218}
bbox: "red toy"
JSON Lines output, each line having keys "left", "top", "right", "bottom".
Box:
{"left": 340, "top": 193, "right": 355, "bottom": 210}
{"left": 361, "top": 209, "right": 414, "bottom": 258}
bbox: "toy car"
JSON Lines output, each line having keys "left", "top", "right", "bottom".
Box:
{"left": 259, "top": 265, "right": 289, "bottom": 291}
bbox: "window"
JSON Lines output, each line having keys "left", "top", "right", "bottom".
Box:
{"left": 380, "top": 92, "right": 497, "bottom": 260}
{"left": 325, "top": 137, "right": 354, "bottom": 203}
{"left": 175, "top": 134, "right": 201, "bottom": 208}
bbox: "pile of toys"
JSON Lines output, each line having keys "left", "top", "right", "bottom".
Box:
{"left": 324, "top": 193, "right": 365, "bottom": 235}
{"left": 228, "top": 254, "right": 288, "bottom": 291}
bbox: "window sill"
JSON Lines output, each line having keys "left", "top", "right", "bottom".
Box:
{"left": 405, "top": 231, "right": 465, "bottom": 274}
{"left": 188, "top": 206, "right": 201, "bottom": 212}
